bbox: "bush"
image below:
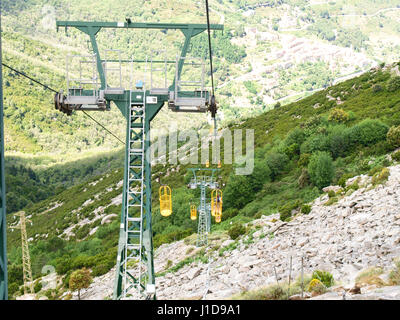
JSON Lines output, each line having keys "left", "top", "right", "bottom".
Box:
{"left": 348, "top": 119, "right": 389, "bottom": 147}
{"left": 300, "top": 134, "right": 330, "bottom": 155}
{"left": 228, "top": 223, "right": 246, "bottom": 240}
{"left": 371, "top": 167, "right": 390, "bottom": 185}
{"left": 387, "top": 76, "right": 400, "bottom": 92}
{"left": 392, "top": 151, "right": 400, "bottom": 162}
{"left": 307, "top": 279, "right": 326, "bottom": 294}
{"left": 327, "top": 190, "right": 336, "bottom": 198}
{"left": 266, "top": 153, "right": 289, "bottom": 180}
{"left": 308, "top": 152, "right": 335, "bottom": 189}
{"left": 387, "top": 126, "right": 400, "bottom": 149}
{"left": 224, "top": 160, "right": 271, "bottom": 209}
{"left": 298, "top": 153, "right": 311, "bottom": 167}
{"left": 328, "top": 126, "right": 351, "bottom": 158}
{"left": 298, "top": 168, "right": 310, "bottom": 189}
{"left": 372, "top": 84, "right": 383, "bottom": 93}
{"left": 279, "top": 199, "right": 302, "bottom": 221}
{"left": 34, "top": 281, "right": 42, "bottom": 293}
{"left": 311, "top": 270, "right": 334, "bottom": 288}
{"left": 328, "top": 108, "right": 349, "bottom": 123}
{"left": 301, "top": 204, "right": 312, "bottom": 215}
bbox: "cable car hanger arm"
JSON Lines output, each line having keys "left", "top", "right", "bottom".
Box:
{"left": 56, "top": 21, "right": 223, "bottom": 91}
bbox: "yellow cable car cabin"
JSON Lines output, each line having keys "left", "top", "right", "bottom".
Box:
{"left": 211, "top": 189, "right": 223, "bottom": 217}
{"left": 215, "top": 213, "right": 222, "bottom": 223}
{"left": 190, "top": 204, "right": 197, "bottom": 220}
{"left": 159, "top": 186, "right": 172, "bottom": 217}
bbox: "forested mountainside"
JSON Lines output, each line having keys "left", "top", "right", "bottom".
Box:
{"left": 3, "top": 0, "right": 400, "bottom": 214}
{"left": 7, "top": 61, "right": 400, "bottom": 298}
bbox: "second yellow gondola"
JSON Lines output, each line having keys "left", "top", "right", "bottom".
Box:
{"left": 190, "top": 204, "right": 197, "bottom": 220}
{"left": 159, "top": 186, "right": 172, "bottom": 217}
{"left": 211, "top": 189, "right": 223, "bottom": 217}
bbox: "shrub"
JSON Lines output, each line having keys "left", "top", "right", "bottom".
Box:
{"left": 298, "top": 153, "right": 311, "bottom": 167}
{"left": 327, "top": 190, "right": 336, "bottom": 198}
{"left": 328, "top": 126, "right": 351, "bottom": 158}
{"left": 371, "top": 167, "right": 390, "bottom": 185}
{"left": 338, "top": 173, "right": 355, "bottom": 187}
{"left": 298, "top": 168, "right": 310, "bottom": 189}
{"left": 387, "top": 126, "right": 400, "bottom": 148}
{"left": 228, "top": 223, "right": 246, "bottom": 240}
{"left": 308, "top": 152, "right": 335, "bottom": 189}
{"left": 91, "top": 264, "right": 110, "bottom": 277}
{"left": 301, "top": 204, "right": 311, "bottom": 215}
{"left": 69, "top": 268, "right": 93, "bottom": 300}
{"left": 387, "top": 76, "right": 400, "bottom": 92}
{"left": 266, "top": 153, "right": 289, "bottom": 180}
{"left": 307, "top": 279, "right": 326, "bottom": 294}
{"left": 311, "top": 270, "right": 334, "bottom": 288}
{"left": 279, "top": 199, "right": 302, "bottom": 221}
{"left": 392, "top": 151, "right": 400, "bottom": 162}
{"left": 348, "top": 119, "right": 389, "bottom": 147}
{"left": 300, "top": 134, "right": 330, "bottom": 154}
{"left": 328, "top": 108, "right": 349, "bottom": 123}
{"left": 372, "top": 84, "right": 383, "bottom": 93}
{"left": 224, "top": 159, "right": 271, "bottom": 209}
{"left": 34, "top": 281, "right": 42, "bottom": 293}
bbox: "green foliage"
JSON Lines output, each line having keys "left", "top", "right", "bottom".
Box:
{"left": 328, "top": 108, "right": 350, "bottom": 123}
{"left": 348, "top": 119, "right": 389, "bottom": 147}
{"left": 392, "top": 151, "right": 400, "bottom": 162}
{"left": 301, "top": 204, "right": 312, "bottom": 215}
{"left": 387, "top": 126, "right": 400, "bottom": 149}
{"left": 371, "top": 167, "right": 390, "bottom": 185}
{"left": 298, "top": 153, "right": 311, "bottom": 167}
{"left": 311, "top": 270, "right": 334, "bottom": 288}
{"left": 298, "top": 168, "right": 310, "bottom": 189}
{"left": 308, "top": 152, "right": 335, "bottom": 189}
{"left": 387, "top": 77, "right": 400, "bottom": 92}
{"left": 69, "top": 268, "right": 93, "bottom": 300}
{"left": 224, "top": 159, "right": 271, "bottom": 209}
{"left": 228, "top": 223, "right": 246, "bottom": 240}
{"left": 266, "top": 153, "right": 289, "bottom": 180}
{"left": 279, "top": 199, "right": 302, "bottom": 221}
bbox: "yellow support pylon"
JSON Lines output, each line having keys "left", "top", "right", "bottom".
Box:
{"left": 11, "top": 211, "right": 34, "bottom": 294}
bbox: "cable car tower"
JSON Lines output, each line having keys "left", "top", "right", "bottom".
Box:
{"left": 53, "top": 20, "right": 223, "bottom": 300}
{"left": 187, "top": 167, "right": 221, "bottom": 247}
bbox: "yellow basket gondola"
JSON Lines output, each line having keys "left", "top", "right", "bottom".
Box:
{"left": 211, "top": 189, "right": 223, "bottom": 217}
{"left": 159, "top": 186, "right": 172, "bottom": 217}
{"left": 190, "top": 204, "right": 197, "bottom": 221}
{"left": 215, "top": 213, "right": 222, "bottom": 223}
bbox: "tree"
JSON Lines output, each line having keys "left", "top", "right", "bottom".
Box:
{"left": 308, "top": 152, "right": 335, "bottom": 189}
{"left": 69, "top": 268, "right": 92, "bottom": 300}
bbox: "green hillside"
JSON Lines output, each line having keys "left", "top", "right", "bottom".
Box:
{"left": 6, "top": 62, "right": 400, "bottom": 298}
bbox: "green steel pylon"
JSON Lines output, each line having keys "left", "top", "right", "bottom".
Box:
{"left": 188, "top": 168, "right": 220, "bottom": 247}
{"left": 0, "top": 7, "right": 8, "bottom": 301}
{"left": 54, "top": 20, "right": 223, "bottom": 300}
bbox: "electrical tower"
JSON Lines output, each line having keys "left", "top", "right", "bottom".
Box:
{"left": 53, "top": 20, "right": 223, "bottom": 300}
{"left": 188, "top": 168, "right": 220, "bottom": 247}
{"left": 0, "top": 6, "right": 7, "bottom": 301}
{"left": 11, "top": 211, "right": 34, "bottom": 295}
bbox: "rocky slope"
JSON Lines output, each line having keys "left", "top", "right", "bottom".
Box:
{"left": 69, "top": 164, "right": 400, "bottom": 300}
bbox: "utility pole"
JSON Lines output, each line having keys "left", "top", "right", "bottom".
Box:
{"left": 0, "top": 4, "right": 8, "bottom": 301}
{"left": 11, "top": 212, "right": 34, "bottom": 295}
